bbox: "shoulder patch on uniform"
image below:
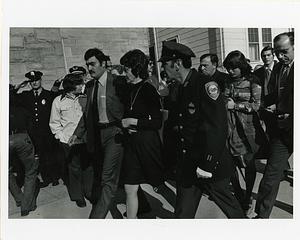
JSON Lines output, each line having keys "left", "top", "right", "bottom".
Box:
{"left": 205, "top": 81, "right": 220, "bottom": 100}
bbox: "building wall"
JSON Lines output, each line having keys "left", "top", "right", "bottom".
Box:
{"left": 155, "top": 28, "right": 222, "bottom": 69}
{"left": 222, "top": 28, "right": 291, "bottom": 67}
{"left": 10, "top": 28, "right": 150, "bottom": 90}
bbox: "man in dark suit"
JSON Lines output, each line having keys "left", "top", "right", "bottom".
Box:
{"left": 13, "top": 71, "right": 59, "bottom": 187}
{"left": 159, "top": 41, "right": 245, "bottom": 218}
{"left": 71, "top": 48, "right": 125, "bottom": 218}
{"left": 254, "top": 46, "right": 278, "bottom": 106}
{"left": 198, "top": 53, "right": 229, "bottom": 93}
{"left": 254, "top": 32, "right": 294, "bottom": 218}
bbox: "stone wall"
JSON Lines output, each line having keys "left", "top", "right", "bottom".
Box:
{"left": 10, "top": 28, "right": 150, "bottom": 90}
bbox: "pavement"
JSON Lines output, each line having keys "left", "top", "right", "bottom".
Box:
{"left": 8, "top": 159, "right": 293, "bottom": 219}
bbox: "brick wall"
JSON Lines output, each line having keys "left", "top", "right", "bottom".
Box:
{"left": 10, "top": 28, "right": 150, "bottom": 90}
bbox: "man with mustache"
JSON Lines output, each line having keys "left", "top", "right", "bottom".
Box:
{"left": 70, "top": 48, "right": 126, "bottom": 218}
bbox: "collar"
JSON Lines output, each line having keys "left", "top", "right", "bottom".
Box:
{"left": 265, "top": 61, "right": 275, "bottom": 71}
{"left": 33, "top": 88, "right": 42, "bottom": 95}
{"left": 182, "top": 69, "right": 193, "bottom": 86}
{"left": 61, "top": 92, "right": 78, "bottom": 101}
{"left": 98, "top": 71, "right": 107, "bottom": 86}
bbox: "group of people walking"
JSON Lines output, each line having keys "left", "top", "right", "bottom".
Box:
{"left": 9, "top": 31, "right": 293, "bottom": 219}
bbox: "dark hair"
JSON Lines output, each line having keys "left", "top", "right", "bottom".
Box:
{"left": 261, "top": 45, "right": 274, "bottom": 57}
{"left": 200, "top": 53, "right": 219, "bottom": 67}
{"left": 274, "top": 31, "right": 294, "bottom": 46}
{"left": 120, "top": 49, "right": 149, "bottom": 80}
{"left": 223, "top": 50, "right": 252, "bottom": 77}
{"left": 84, "top": 48, "right": 107, "bottom": 64}
{"left": 62, "top": 73, "right": 84, "bottom": 93}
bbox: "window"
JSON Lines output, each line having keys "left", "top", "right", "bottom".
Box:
{"left": 248, "top": 28, "right": 272, "bottom": 61}
{"left": 248, "top": 28, "right": 260, "bottom": 61}
{"left": 262, "top": 28, "right": 272, "bottom": 48}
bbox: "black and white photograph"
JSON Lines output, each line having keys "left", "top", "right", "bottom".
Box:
{"left": 1, "top": 1, "right": 299, "bottom": 240}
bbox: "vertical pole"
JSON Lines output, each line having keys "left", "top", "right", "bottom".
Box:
{"left": 153, "top": 28, "right": 161, "bottom": 82}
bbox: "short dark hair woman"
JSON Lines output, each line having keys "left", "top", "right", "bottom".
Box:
{"left": 223, "top": 50, "right": 264, "bottom": 213}
{"left": 120, "top": 49, "right": 164, "bottom": 218}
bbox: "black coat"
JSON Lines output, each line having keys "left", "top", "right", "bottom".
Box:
{"left": 174, "top": 69, "right": 234, "bottom": 187}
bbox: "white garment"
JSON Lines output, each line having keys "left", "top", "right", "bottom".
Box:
{"left": 49, "top": 93, "right": 85, "bottom": 144}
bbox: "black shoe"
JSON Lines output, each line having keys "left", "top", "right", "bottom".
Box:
{"left": 252, "top": 215, "right": 263, "bottom": 219}
{"left": 76, "top": 200, "right": 86, "bottom": 208}
{"left": 21, "top": 205, "right": 37, "bottom": 217}
{"left": 52, "top": 180, "right": 59, "bottom": 186}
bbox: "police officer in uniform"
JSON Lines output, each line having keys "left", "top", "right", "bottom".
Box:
{"left": 159, "top": 41, "right": 245, "bottom": 218}
{"left": 9, "top": 87, "right": 40, "bottom": 216}
{"left": 13, "top": 71, "right": 59, "bottom": 187}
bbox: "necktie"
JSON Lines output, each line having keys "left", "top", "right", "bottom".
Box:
{"left": 277, "top": 65, "right": 290, "bottom": 104}
{"left": 34, "top": 90, "right": 38, "bottom": 98}
{"left": 264, "top": 68, "right": 271, "bottom": 96}
{"left": 92, "top": 80, "right": 99, "bottom": 123}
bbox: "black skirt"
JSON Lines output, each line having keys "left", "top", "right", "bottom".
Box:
{"left": 121, "top": 130, "right": 164, "bottom": 187}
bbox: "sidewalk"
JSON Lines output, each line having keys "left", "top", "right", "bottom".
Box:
{"left": 9, "top": 160, "right": 293, "bottom": 219}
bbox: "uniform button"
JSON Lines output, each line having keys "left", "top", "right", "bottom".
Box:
{"left": 35, "top": 108, "right": 37, "bottom": 111}
{"left": 35, "top": 102, "right": 37, "bottom": 105}
{"left": 181, "top": 138, "right": 184, "bottom": 142}
{"left": 35, "top": 119, "right": 39, "bottom": 122}
{"left": 35, "top": 113, "right": 38, "bottom": 116}
{"left": 179, "top": 126, "right": 183, "bottom": 130}
{"left": 182, "top": 149, "right": 186, "bottom": 154}
{"left": 179, "top": 113, "right": 182, "bottom": 117}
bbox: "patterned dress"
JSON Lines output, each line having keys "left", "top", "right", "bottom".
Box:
{"left": 224, "top": 75, "right": 262, "bottom": 157}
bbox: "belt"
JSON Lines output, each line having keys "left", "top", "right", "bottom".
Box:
{"left": 97, "top": 121, "right": 119, "bottom": 129}
{"left": 9, "top": 129, "right": 27, "bottom": 135}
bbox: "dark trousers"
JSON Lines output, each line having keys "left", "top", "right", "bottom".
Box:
{"left": 89, "top": 126, "right": 124, "bottom": 219}
{"left": 61, "top": 143, "right": 93, "bottom": 202}
{"left": 255, "top": 137, "right": 291, "bottom": 218}
{"left": 9, "top": 133, "right": 39, "bottom": 212}
{"left": 175, "top": 178, "right": 246, "bottom": 218}
{"left": 31, "top": 132, "right": 60, "bottom": 183}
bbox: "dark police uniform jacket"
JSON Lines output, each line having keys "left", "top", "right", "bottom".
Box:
{"left": 264, "top": 62, "right": 293, "bottom": 152}
{"left": 174, "top": 69, "right": 234, "bottom": 187}
{"left": 14, "top": 88, "right": 55, "bottom": 146}
{"left": 16, "top": 89, "right": 53, "bottom": 133}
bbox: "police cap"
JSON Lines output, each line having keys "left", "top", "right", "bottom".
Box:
{"left": 25, "top": 71, "right": 43, "bottom": 81}
{"left": 158, "top": 41, "right": 195, "bottom": 62}
{"left": 69, "top": 66, "right": 87, "bottom": 75}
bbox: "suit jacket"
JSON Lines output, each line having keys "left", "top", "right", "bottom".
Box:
{"left": 74, "top": 72, "right": 126, "bottom": 153}
{"left": 253, "top": 61, "right": 278, "bottom": 106}
{"left": 264, "top": 62, "right": 294, "bottom": 149}
{"left": 174, "top": 69, "right": 234, "bottom": 186}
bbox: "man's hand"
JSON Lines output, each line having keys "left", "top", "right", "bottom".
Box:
{"left": 68, "top": 135, "right": 78, "bottom": 146}
{"left": 196, "top": 167, "right": 212, "bottom": 179}
{"left": 15, "top": 81, "right": 28, "bottom": 90}
{"left": 227, "top": 98, "right": 235, "bottom": 110}
{"left": 121, "top": 118, "right": 138, "bottom": 128}
{"left": 266, "top": 104, "right": 276, "bottom": 113}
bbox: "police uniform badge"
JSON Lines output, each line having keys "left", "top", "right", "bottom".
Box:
{"left": 205, "top": 81, "right": 220, "bottom": 100}
{"left": 41, "top": 99, "right": 46, "bottom": 105}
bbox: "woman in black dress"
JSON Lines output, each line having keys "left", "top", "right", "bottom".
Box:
{"left": 120, "top": 49, "right": 164, "bottom": 219}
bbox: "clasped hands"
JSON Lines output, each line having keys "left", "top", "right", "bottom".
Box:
{"left": 122, "top": 118, "right": 138, "bottom": 134}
